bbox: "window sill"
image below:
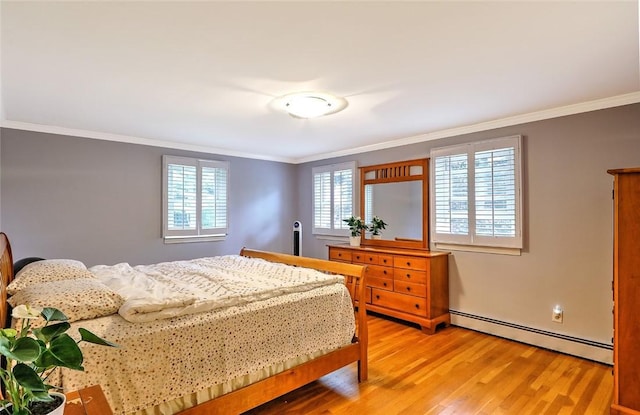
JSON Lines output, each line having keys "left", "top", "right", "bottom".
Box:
{"left": 433, "top": 243, "right": 521, "bottom": 256}
{"left": 313, "top": 234, "right": 349, "bottom": 243}
{"left": 164, "top": 235, "right": 226, "bottom": 244}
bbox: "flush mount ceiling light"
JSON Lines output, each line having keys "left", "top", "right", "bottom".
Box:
{"left": 274, "top": 92, "right": 348, "bottom": 119}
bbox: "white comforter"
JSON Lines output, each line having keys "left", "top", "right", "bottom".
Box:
{"left": 90, "top": 255, "right": 343, "bottom": 322}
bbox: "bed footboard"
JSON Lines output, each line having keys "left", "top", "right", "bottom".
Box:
{"left": 240, "top": 248, "right": 368, "bottom": 382}
{"left": 177, "top": 249, "right": 368, "bottom": 415}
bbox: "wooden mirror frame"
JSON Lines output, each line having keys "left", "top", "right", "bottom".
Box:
{"left": 359, "top": 158, "right": 429, "bottom": 250}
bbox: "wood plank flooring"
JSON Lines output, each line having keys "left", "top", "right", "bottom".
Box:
{"left": 245, "top": 314, "right": 613, "bottom": 415}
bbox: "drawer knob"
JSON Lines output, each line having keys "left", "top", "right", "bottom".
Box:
{"left": 415, "top": 304, "right": 420, "bottom": 309}
{"left": 376, "top": 295, "right": 380, "bottom": 300}
{"left": 383, "top": 282, "right": 387, "bottom": 287}
{"left": 406, "top": 273, "right": 411, "bottom": 278}
{"left": 406, "top": 262, "right": 411, "bottom": 266}
{"left": 383, "top": 270, "right": 387, "bottom": 275}
{"left": 406, "top": 287, "right": 411, "bottom": 292}
{"left": 383, "top": 259, "right": 387, "bottom": 263}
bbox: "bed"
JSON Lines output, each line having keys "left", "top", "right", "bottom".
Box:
{"left": 0, "top": 232, "right": 368, "bottom": 415}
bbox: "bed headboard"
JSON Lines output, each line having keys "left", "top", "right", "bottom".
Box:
{"left": 0, "top": 232, "right": 15, "bottom": 329}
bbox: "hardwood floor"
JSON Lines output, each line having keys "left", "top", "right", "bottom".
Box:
{"left": 245, "top": 314, "right": 613, "bottom": 415}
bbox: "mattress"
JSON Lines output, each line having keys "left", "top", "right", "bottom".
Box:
{"left": 56, "top": 282, "right": 356, "bottom": 415}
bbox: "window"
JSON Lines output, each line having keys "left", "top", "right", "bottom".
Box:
{"left": 162, "top": 155, "right": 229, "bottom": 242}
{"left": 431, "top": 135, "right": 522, "bottom": 250}
{"left": 364, "top": 184, "right": 373, "bottom": 224}
{"left": 312, "top": 161, "right": 357, "bottom": 236}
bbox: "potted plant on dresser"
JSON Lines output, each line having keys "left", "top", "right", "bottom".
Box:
{"left": 0, "top": 305, "right": 117, "bottom": 415}
{"left": 369, "top": 216, "right": 388, "bottom": 239}
{"left": 343, "top": 216, "right": 368, "bottom": 246}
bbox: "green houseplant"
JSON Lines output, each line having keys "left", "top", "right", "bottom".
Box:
{"left": 369, "top": 216, "right": 388, "bottom": 238}
{"left": 343, "top": 216, "right": 368, "bottom": 237}
{"left": 0, "top": 305, "right": 117, "bottom": 415}
{"left": 343, "top": 216, "right": 368, "bottom": 247}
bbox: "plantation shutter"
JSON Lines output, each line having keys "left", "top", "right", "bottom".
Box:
{"left": 431, "top": 135, "right": 522, "bottom": 249}
{"left": 163, "top": 156, "right": 229, "bottom": 240}
{"left": 167, "top": 161, "right": 197, "bottom": 233}
{"left": 312, "top": 162, "right": 357, "bottom": 236}
{"left": 333, "top": 168, "right": 354, "bottom": 230}
{"left": 200, "top": 161, "right": 228, "bottom": 234}
{"left": 313, "top": 171, "right": 331, "bottom": 229}
{"left": 433, "top": 153, "right": 469, "bottom": 239}
{"left": 474, "top": 147, "right": 516, "bottom": 238}
{"left": 364, "top": 185, "right": 373, "bottom": 224}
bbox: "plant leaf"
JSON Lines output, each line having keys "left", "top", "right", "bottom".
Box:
{"left": 0, "top": 336, "right": 41, "bottom": 362}
{"left": 36, "top": 322, "right": 71, "bottom": 343}
{"left": 36, "top": 334, "right": 84, "bottom": 371}
{"left": 13, "top": 363, "right": 47, "bottom": 392}
{"left": 40, "top": 307, "right": 68, "bottom": 322}
{"left": 79, "top": 328, "right": 119, "bottom": 347}
{"left": 0, "top": 336, "right": 12, "bottom": 357}
{"left": 0, "top": 328, "right": 17, "bottom": 338}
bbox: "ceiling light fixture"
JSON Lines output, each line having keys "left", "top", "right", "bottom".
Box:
{"left": 274, "top": 92, "right": 348, "bottom": 119}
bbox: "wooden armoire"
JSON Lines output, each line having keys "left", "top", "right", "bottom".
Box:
{"left": 608, "top": 168, "right": 640, "bottom": 415}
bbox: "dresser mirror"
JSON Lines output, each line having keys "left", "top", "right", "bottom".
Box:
{"left": 360, "top": 158, "right": 429, "bottom": 249}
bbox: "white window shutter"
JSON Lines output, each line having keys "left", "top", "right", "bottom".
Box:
{"left": 312, "top": 162, "right": 357, "bottom": 236}
{"left": 200, "top": 162, "right": 228, "bottom": 233}
{"left": 167, "top": 163, "right": 197, "bottom": 231}
{"left": 313, "top": 171, "right": 332, "bottom": 230}
{"left": 431, "top": 135, "right": 522, "bottom": 249}
{"left": 333, "top": 168, "right": 354, "bottom": 230}
{"left": 163, "top": 156, "right": 229, "bottom": 241}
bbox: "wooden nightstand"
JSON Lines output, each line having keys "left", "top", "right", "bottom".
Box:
{"left": 65, "top": 385, "right": 113, "bottom": 415}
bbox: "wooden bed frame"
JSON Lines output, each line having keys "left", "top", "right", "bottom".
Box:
{"left": 0, "top": 233, "right": 368, "bottom": 415}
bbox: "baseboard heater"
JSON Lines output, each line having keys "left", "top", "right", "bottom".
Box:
{"left": 450, "top": 309, "right": 612, "bottom": 363}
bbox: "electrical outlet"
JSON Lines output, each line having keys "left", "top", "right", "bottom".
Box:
{"left": 552, "top": 305, "right": 563, "bottom": 323}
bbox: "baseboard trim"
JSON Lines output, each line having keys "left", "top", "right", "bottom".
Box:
{"left": 450, "top": 310, "right": 613, "bottom": 364}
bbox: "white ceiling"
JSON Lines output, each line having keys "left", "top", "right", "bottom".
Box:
{"left": 1, "top": 1, "right": 639, "bottom": 163}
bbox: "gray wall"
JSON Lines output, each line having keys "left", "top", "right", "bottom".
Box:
{"left": 298, "top": 103, "right": 640, "bottom": 348}
{"left": 1, "top": 103, "right": 638, "bottom": 356}
{"left": 0, "top": 129, "right": 297, "bottom": 266}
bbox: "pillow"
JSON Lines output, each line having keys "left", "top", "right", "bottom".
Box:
{"left": 8, "top": 259, "right": 96, "bottom": 295}
{"left": 7, "top": 278, "right": 124, "bottom": 323}
{"left": 13, "top": 257, "right": 45, "bottom": 276}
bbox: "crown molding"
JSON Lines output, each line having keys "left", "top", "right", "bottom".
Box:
{"left": 296, "top": 91, "right": 640, "bottom": 164}
{"left": 0, "top": 121, "right": 294, "bottom": 163}
{"left": 1, "top": 92, "right": 638, "bottom": 165}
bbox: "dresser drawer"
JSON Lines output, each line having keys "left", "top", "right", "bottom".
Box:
{"left": 394, "top": 280, "right": 427, "bottom": 297}
{"left": 393, "top": 255, "right": 428, "bottom": 271}
{"left": 368, "top": 275, "right": 393, "bottom": 291}
{"left": 352, "top": 251, "right": 379, "bottom": 264}
{"left": 367, "top": 264, "right": 393, "bottom": 279}
{"left": 378, "top": 254, "right": 394, "bottom": 267}
{"left": 372, "top": 289, "right": 427, "bottom": 317}
{"left": 329, "top": 248, "right": 352, "bottom": 262}
{"left": 393, "top": 268, "right": 427, "bottom": 285}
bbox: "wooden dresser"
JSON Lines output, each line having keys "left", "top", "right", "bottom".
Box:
{"left": 65, "top": 385, "right": 113, "bottom": 415}
{"left": 328, "top": 244, "right": 450, "bottom": 334}
{"left": 608, "top": 168, "right": 640, "bottom": 415}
